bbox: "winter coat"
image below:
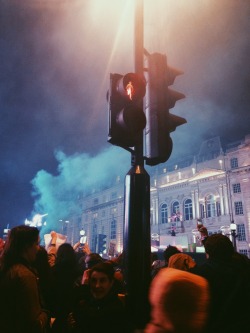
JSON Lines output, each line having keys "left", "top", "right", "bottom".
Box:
{"left": 0, "top": 262, "right": 48, "bottom": 333}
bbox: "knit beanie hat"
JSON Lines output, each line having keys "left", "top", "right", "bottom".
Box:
{"left": 144, "top": 268, "right": 210, "bottom": 333}
{"left": 168, "top": 253, "right": 196, "bottom": 271}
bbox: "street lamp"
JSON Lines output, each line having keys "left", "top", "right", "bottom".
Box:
{"left": 80, "top": 229, "right": 87, "bottom": 245}
{"left": 230, "top": 221, "right": 237, "bottom": 251}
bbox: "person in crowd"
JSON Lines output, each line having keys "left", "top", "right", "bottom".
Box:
{"left": 34, "top": 245, "right": 55, "bottom": 319}
{"left": 81, "top": 252, "right": 104, "bottom": 285}
{"left": 163, "top": 245, "right": 181, "bottom": 265}
{"left": 168, "top": 253, "right": 196, "bottom": 271}
{"left": 74, "top": 242, "right": 91, "bottom": 275}
{"left": 0, "top": 225, "right": 49, "bottom": 333}
{"left": 69, "top": 261, "right": 130, "bottom": 333}
{"left": 0, "top": 237, "right": 5, "bottom": 255}
{"left": 50, "top": 242, "right": 83, "bottom": 333}
{"left": 190, "top": 232, "right": 250, "bottom": 333}
{"left": 151, "top": 245, "right": 181, "bottom": 279}
{"left": 144, "top": 267, "right": 210, "bottom": 333}
{"left": 151, "top": 252, "right": 164, "bottom": 278}
{"left": 105, "top": 252, "right": 126, "bottom": 294}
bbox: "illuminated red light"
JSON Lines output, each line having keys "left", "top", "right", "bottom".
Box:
{"left": 126, "top": 81, "right": 134, "bottom": 100}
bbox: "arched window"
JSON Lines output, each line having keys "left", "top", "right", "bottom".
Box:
{"left": 111, "top": 219, "right": 116, "bottom": 240}
{"left": 205, "top": 194, "right": 221, "bottom": 218}
{"left": 206, "top": 195, "right": 216, "bottom": 217}
{"left": 171, "top": 201, "right": 180, "bottom": 221}
{"left": 160, "top": 203, "right": 168, "bottom": 224}
{"left": 184, "top": 198, "right": 193, "bottom": 220}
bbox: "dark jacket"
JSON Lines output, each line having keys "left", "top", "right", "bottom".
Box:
{"left": 190, "top": 256, "right": 250, "bottom": 333}
{"left": 72, "top": 284, "right": 130, "bottom": 333}
{"left": 0, "top": 262, "right": 48, "bottom": 333}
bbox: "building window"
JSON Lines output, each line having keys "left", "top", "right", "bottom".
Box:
{"left": 110, "top": 219, "right": 117, "bottom": 240}
{"left": 111, "top": 192, "right": 117, "bottom": 200}
{"left": 200, "top": 203, "right": 205, "bottom": 219}
{"left": 234, "top": 201, "right": 243, "bottom": 215}
{"left": 160, "top": 203, "right": 168, "bottom": 224}
{"left": 230, "top": 157, "right": 238, "bottom": 169}
{"left": 239, "top": 249, "right": 248, "bottom": 257}
{"left": 93, "top": 198, "right": 99, "bottom": 205}
{"left": 201, "top": 194, "right": 221, "bottom": 218}
{"left": 232, "top": 183, "right": 241, "bottom": 193}
{"left": 216, "top": 202, "right": 221, "bottom": 216}
{"left": 171, "top": 201, "right": 180, "bottom": 221}
{"left": 205, "top": 195, "right": 217, "bottom": 217}
{"left": 237, "top": 224, "right": 246, "bottom": 241}
{"left": 184, "top": 199, "right": 193, "bottom": 221}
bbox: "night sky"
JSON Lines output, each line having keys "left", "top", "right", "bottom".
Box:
{"left": 0, "top": 0, "right": 249, "bottom": 235}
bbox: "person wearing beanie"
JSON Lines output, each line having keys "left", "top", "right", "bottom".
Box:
{"left": 190, "top": 233, "right": 250, "bottom": 333}
{"left": 144, "top": 268, "right": 210, "bottom": 333}
{"left": 168, "top": 253, "right": 196, "bottom": 271}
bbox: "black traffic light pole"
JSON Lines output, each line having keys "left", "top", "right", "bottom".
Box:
{"left": 123, "top": 0, "right": 151, "bottom": 329}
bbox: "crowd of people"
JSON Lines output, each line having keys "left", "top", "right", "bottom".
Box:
{"left": 0, "top": 222, "right": 249, "bottom": 333}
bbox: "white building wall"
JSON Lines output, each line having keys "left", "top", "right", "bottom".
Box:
{"left": 69, "top": 135, "right": 250, "bottom": 257}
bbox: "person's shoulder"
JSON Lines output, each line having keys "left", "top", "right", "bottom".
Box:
{"left": 189, "top": 262, "right": 211, "bottom": 276}
{"left": 9, "top": 263, "right": 32, "bottom": 275}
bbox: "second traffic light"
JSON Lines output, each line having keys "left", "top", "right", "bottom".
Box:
{"left": 97, "top": 234, "right": 107, "bottom": 254}
{"left": 144, "top": 52, "right": 187, "bottom": 166}
{"left": 108, "top": 72, "right": 146, "bottom": 148}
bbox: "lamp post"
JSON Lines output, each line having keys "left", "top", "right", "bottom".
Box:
{"left": 230, "top": 221, "right": 237, "bottom": 251}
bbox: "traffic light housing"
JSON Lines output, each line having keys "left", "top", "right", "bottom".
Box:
{"left": 144, "top": 52, "right": 186, "bottom": 166}
{"left": 98, "top": 234, "right": 107, "bottom": 253}
{"left": 108, "top": 72, "right": 146, "bottom": 148}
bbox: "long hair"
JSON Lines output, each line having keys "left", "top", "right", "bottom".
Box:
{"left": 0, "top": 225, "right": 39, "bottom": 273}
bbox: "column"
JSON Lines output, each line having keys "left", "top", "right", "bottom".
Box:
{"left": 191, "top": 190, "right": 196, "bottom": 219}
{"left": 219, "top": 184, "right": 225, "bottom": 215}
{"left": 223, "top": 183, "right": 229, "bottom": 215}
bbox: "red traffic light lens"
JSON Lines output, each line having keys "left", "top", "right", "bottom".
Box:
{"left": 117, "top": 73, "right": 146, "bottom": 101}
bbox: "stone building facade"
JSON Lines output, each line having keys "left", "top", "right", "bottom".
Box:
{"left": 69, "top": 135, "right": 250, "bottom": 258}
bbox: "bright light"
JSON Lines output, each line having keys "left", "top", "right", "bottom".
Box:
{"left": 24, "top": 214, "right": 48, "bottom": 228}
{"left": 126, "top": 81, "right": 134, "bottom": 100}
{"left": 230, "top": 222, "right": 237, "bottom": 231}
{"left": 80, "top": 229, "right": 85, "bottom": 236}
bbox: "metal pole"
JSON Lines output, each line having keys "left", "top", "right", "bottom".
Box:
{"left": 232, "top": 230, "right": 237, "bottom": 250}
{"left": 123, "top": 0, "right": 151, "bottom": 329}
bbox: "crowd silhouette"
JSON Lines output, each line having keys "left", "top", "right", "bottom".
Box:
{"left": 0, "top": 224, "right": 249, "bottom": 333}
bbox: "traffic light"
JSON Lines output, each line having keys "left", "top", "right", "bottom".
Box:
{"left": 144, "top": 52, "right": 186, "bottom": 166}
{"left": 108, "top": 72, "right": 146, "bottom": 148}
{"left": 98, "top": 234, "right": 107, "bottom": 253}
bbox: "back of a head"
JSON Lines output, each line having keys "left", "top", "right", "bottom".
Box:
{"left": 0, "top": 225, "right": 39, "bottom": 271}
{"left": 145, "top": 268, "right": 210, "bottom": 333}
{"left": 168, "top": 253, "right": 196, "bottom": 271}
{"left": 163, "top": 245, "right": 181, "bottom": 264}
{"left": 85, "top": 253, "right": 104, "bottom": 269}
{"left": 56, "top": 243, "right": 76, "bottom": 266}
{"left": 204, "top": 234, "right": 234, "bottom": 262}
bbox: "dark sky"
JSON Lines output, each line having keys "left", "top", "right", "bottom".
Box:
{"left": 0, "top": 0, "right": 249, "bottom": 234}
